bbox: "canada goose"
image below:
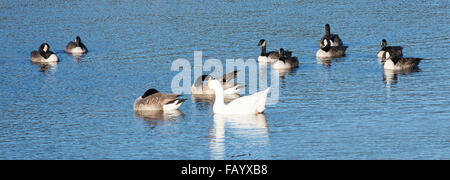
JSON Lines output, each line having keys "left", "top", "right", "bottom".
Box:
{"left": 65, "top": 36, "right": 88, "bottom": 54}
{"left": 191, "top": 70, "right": 242, "bottom": 96}
{"left": 377, "top": 39, "right": 403, "bottom": 59}
{"left": 272, "top": 48, "right": 299, "bottom": 69}
{"left": 316, "top": 38, "right": 348, "bottom": 58}
{"left": 208, "top": 79, "right": 270, "bottom": 114}
{"left": 30, "top": 43, "right": 58, "bottom": 62}
{"left": 319, "top": 24, "right": 343, "bottom": 47}
{"left": 317, "top": 24, "right": 347, "bottom": 58}
{"left": 134, "top": 89, "right": 186, "bottom": 111}
{"left": 383, "top": 51, "right": 422, "bottom": 70}
{"left": 257, "top": 39, "right": 292, "bottom": 62}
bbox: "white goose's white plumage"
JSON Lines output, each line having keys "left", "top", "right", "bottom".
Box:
{"left": 208, "top": 79, "right": 270, "bottom": 114}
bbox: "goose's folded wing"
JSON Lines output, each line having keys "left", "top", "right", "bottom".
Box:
{"left": 398, "top": 58, "right": 422, "bottom": 67}
{"left": 141, "top": 93, "right": 180, "bottom": 106}
{"left": 286, "top": 57, "right": 299, "bottom": 67}
{"left": 386, "top": 46, "right": 403, "bottom": 57}
{"left": 80, "top": 43, "right": 88, "bottom": 52}
{"left": 65, "top": 42, "right": 77, "bottom": 50}
{"left": 267, "top": 51, "right": 280, "bottom": 59}
{"left": 162, "top": 94, "right": 182, "bottom": 105}
{"left": 227, "top": 94, "right": 258, "bottom": 108}
{"left": 217, "top": 70, "right": 238, "bottom": 83}
{"left": 227, "top": 88, "right": 269, "bottom": 107}
{"left": 330, "top": 46, "right": 348, "bottom": 52}
{"left": 284, "top": 51, "right": 292, "bottom": 58}
{"left": 331, "top": 34, "right": 343, "bottom": 46}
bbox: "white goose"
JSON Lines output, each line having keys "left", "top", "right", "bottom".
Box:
{"left": 208, "top": 79, "right": 270, "bottom": 114}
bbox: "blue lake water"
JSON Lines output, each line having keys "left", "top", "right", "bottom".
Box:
{"left": 0, "top": 0, "right": 449, "bottom": 159}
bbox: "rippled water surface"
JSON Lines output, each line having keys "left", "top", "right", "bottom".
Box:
{"left": 0, "top": 0, "right": 449, "bottom": 159}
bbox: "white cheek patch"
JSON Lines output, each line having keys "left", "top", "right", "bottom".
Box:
{"left": 323, "top": 39, "right": 328, "bottom": 46}
{"left": 43, "top": 45, "right": 48, "bottom": 52}
{"left": 262, "top": 42, "right": 266, "bottom": 46}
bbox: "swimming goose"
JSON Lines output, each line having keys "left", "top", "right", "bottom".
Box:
{"left": 317, "top": 24, "right": 347, "bottom": 58}
{"left": 208, "top": 79, "right": 270, "bottom": 114}
{"left": 191, "top": 70, "right": 242, "bottom": 96}
{"left": 272, "top": 48, "right": 299, "bottom": 69}
{"left": 316, "top": 38, "right": 348, "bottom": 58}
{"left": 377, "top": 39, "right": 403, "bottom": 59}
{"left": 134, "top": 89, "right": 186, "bottom": 111}
{"left": 65, "top": 36, "right": 88, "bottom": 54}
{"left": 30, "top": 43, "right": 58, "bottom": 62}
{"left": 257, "top": 39, "right": 292, "bottom": 63}
{"left": 383, "top": 51, "right": 422, "bottom": 70}
{"left": 319, "top": 24, "right": 343, "bottom": 47}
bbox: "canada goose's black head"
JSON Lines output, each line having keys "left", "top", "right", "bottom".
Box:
{"left": 381, "top": 39, "right": 387, "bottom": 49}
{"left": 39, "top": 43, "right": 49, "bottom": 52}
{"left": 258, "top": 39, "right": 266, "bottom": 46}
{"left": 141, "top": 88, "right": 159, "bottom": 98}
{"left": 75, "top": 36, "right": 81, "bottom": 45}
{"left": 325, "top": 24, "right": 331, "bottom": 35}
{"left": 279, "top": 48, "right": 286, "bottom": 61}
{"left": 39, "top": 43, "right": 51, "bottom": 58}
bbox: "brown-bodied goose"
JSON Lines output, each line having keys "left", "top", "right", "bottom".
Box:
{"left": 316, "top": 24, "right": 347, "bottom": 58}
{"left": 382, "top": 51, "right": 421, "bottom": 70}
{"left": 134, "top": 89, "right": 185, "bottom": 111}
{"left": 377, "top": 39, "right": 402, "bottom": 59}
{"left": 257, "top": 39, "right": 292, "bottom": 63}
{"left": 272, "top": 48, "right": 299, "bottom": 69}
{"left": 65, "top": 36, "right": 88, "bottom": 54}
{"left": 30, "top": 43, "right": 58, "bottom": 62}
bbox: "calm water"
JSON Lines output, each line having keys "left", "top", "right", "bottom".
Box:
{"left": 0, "top": 0, "right": 449, "bottom": 159}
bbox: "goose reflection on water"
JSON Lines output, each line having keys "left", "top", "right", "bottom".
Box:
{"left": 134, "top": 110, "right": 184, "bottom": 125}
{"left": 382, "top": 68, "right": 421, "bottom": 88}
{"left": 316, "top": 56, "right": 345, "bottom": 67}
{"left": 209, "top": 114, "right": 269, "bottom": 160}
{"left": 32, "top": 61, "right": 58, "bottom": 74}
{"left": 70, "top": 53, "right": 84, "bottom": 62}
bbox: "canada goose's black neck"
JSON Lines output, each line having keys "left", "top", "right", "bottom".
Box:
{"left": 75, "top": 36, "right": 81, "bottom": 47}
{"left": 322, "top": 39, "right": 331, "bottom": 52}
{"left": 279, "top": 48, "right": 286, "bottom": 62}
{"left": 261, "top": 44, "right": 266, "bottom": 56}
{"left": 381, "top": 39, "right": 387, "bottom": 50}
{"left": 39, "top": 43, "right": 52, "bottom": 59}
{"left": 325, "top": 24, "right": 331, "bottom": 38}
